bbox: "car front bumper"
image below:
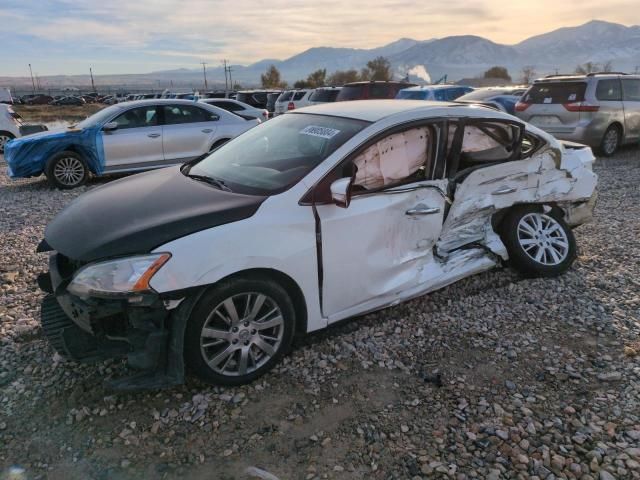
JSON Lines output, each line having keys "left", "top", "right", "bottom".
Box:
{"left": 38, "top": 252, "right": 193, "bottom": 390}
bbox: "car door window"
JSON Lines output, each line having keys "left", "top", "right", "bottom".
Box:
{"left": 163, "top": 105, "right": 218, "bottom": 125}
{"left": 112, "top": 106, "right": 158, "bottom": 129}
{"left": 596, "top": 79, "right": 622, "bottom": 101}
{"left": 293, "top": 91, "right": 307, "bottom": 101}
{"left": 622, "top": 79, "right": 640, "bottom": 101}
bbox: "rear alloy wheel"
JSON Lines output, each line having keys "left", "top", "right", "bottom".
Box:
{"left": 0, "top": 133, "right": 14, "bottom": 154}
{"left": 185, "top": 277, "right": 295, "bottom": 385}
{"left": 599, "top": 125, "right": 620, "bottom": 157}
{"left": 45, "top": 151, "right": 89, "bottom": 189}
{"left": 500, "top": 205, "right": 577, "bottom": 277}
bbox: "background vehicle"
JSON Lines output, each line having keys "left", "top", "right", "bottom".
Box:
{"left": 396, "top": 85, "right": 474, "bottom": 102}
{"left": 235, "top": 90, "right": 279, "bottom": 109}
{"left": 37, "top": 100, "right": 596, "bottom": 388}
{"left": 307, "top": 87, "right": 343, "bottom": 105}
{"left": 0, "top": 104, "right": 47, "bottom": 153}
{"left": 50, "top": 96, "right": 86, "bottom": 106}
{"left": 266, "top": 92, "right": 281, "bottom": 117}
{"left": 455, "top": 86, "right": 526, "bottom": 114}
{"left": 25, "top": 94, "right": 53, "bottom": 105}
{"left": 515, "top": 73, "right": 640, "bottom": 156}
{"left": 274, "top": 89, "right": 313, "bottom": 115}
{"left": 200, "top": 98, "right": 269, "bottom": 121}
{"left": 6, "top": 99, "right": 259, "bottom": 188}
{"left": 336, "top": 81, "right": 417, "bottom": 101}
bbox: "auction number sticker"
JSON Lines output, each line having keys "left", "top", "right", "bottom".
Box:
{"left": 300, "top": 125, "right": 341, "bottom": 139}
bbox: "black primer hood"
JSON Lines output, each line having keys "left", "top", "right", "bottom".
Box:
{"left": 45, "top": 166, "right": 266, "bottom": 262}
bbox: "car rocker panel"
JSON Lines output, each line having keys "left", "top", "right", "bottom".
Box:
{"left": 37, "top": 101, "right": 598, "bottom": 389}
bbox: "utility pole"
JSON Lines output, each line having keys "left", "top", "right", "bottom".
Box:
{"left": 227, "top": 65, "right": 233, "bottom": 91}
{"left": 28, "top": 64, "right": 36, "bottom": 93}
{"left": 222, "top": 59, "right": 229, "bottom": 93}
{"left": 200, "top": 62, "right": 208, "bottom": 90}
{"left": 90, "top": 67, "right": 96, "bottom": 93}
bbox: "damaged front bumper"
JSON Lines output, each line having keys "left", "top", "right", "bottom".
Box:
{"left": 559, "top": 192, "right": 598, "bottom": 228}
{"left": 38, "top": 252, "right": 193, "bottom": 390}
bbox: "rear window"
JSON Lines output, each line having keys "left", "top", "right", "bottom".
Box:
{"left": 523, "top": 82, "right": 586, "bottom": 104}
{"left": 396, "top": 90, "right": 428, "bottom": 100}
{"left": 370, "top": 83, "right": 392, "bottom": 99}
{"left": 293, "top": 91, "right": 307, "bottom": 101}
{"left": 336, "top": 85, "right": 366, "bottom": 101}
{"left": 309, "top": 89, "right": 341, "bottom": 102}
{"left": 277, "top": 91, "right": 294, "bottom": 102}
{"left": 596, "top": 79, "right": 622, "bottom": 101}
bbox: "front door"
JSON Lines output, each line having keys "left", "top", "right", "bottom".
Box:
{"left": 101, "top": 105, "right": 163, "bottom": 170}
{"left": 316, "top": 181, "right": 447, "bottom": 320}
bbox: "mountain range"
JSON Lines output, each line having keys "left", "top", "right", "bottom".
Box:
{"left": 2, "top": 20, "right": 640, "bottom": 90}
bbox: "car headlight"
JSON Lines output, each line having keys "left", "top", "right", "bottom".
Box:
{"left": 67, "top": 253, "right": 171, "bottom": 298}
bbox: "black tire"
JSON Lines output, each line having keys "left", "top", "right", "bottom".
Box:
{"left": 598, "top": 125, "right": 621, "bottom": 157}
{"left": 500, "top": 205, "right": 577, "bottom": 278}
{"left": 184, "top": 276, "right": 296, "bottom": 386}
{"left": 0, "top": 131, "right": 15, "bottom": 154}
{"left": 45, "top": 150, "right": 89, "bottom": 189}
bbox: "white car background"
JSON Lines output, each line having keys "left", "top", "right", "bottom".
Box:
{"left": 199, "top": 98, "right": 269, "bottom": 122}
{"left": 39, "top": 100, "right": 597, "bottom": 387}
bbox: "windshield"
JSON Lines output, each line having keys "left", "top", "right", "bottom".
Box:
{"left": 187, "top": 113, "right": 369, "bottom": 195}
{"left": 396, "top": 90, "right": 428, "bottom": 100}
{"left": 309, "top": 89, "right": 341, "bottom": 102}
{"left": 76, "top": 105, "right": 123, "bottom": 129}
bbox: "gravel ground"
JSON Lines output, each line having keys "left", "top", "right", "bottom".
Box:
{"left": 1, "top": 149, "right": 639, "bottom": 480}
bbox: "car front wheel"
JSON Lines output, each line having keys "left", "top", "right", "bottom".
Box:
{"left": 0, "top": 132, "right": 15, "bottom": 154}
{"left": 184, "top": 277, "right": 296, "bottom": 386}
{"left": 45, "top": 151, "right": 89, "bottom": 189}
{"left": 500, "top": 205, "right": 577, "bottom": 277}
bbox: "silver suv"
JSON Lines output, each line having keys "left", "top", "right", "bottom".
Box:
{"left": 515, "top": 73, "right": 640, "bottom": 156}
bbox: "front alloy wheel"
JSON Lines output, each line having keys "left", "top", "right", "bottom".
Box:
{"left": 45, "top": 151, "right": 89, "bottom": 189}
{"left": 185, "top": 277, "right": 295, "bottom": 385}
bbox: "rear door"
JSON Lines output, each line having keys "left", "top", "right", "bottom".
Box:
{"left": 594, "top": 78, "right": 624, "bottom": 139}
{"left": 101, "top": 105, "right": 164, "bottom": 170}
{"left": 161, "top": 104, "right": 219, "bottom": 161}
{"left": 517, "top": 81, "right": 587, "bottom": 135}
{"left": 622, "top": 78, "right": 640, "bottom": 141}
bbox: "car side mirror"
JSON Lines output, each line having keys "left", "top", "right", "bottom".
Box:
{"left": 330, "top": 177, "right": 352, "bottom": 208}
{"left": 102, "top": 122, "right": 118, "bottom": 132}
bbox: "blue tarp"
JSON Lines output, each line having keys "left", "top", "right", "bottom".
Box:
{"left": 6, "top": 126, "right": 105, "bottom": 178}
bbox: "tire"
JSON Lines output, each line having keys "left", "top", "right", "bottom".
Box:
{"left": 598, "top": 125, "right": 621, "bottom": 157}
{"left": 45, "top": 151, "right": 89, "bottom": 189}
{"left": 184, "top": 276, "right": 296, "bottom": 386}
{"left": 500, "top": 205, "right": 577, "bottom": 278}
{"left": 0, "top": 131, "right": 15, "bottom": 154}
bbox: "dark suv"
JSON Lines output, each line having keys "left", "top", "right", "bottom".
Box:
{"left": 515, "top": 73, "right": 640, "bottom": 156}
{"left": 235, "top": 90, "right": 281, "bottom": 109}
{"left": 336, "top": 81, "right": 416, "bottom": 101}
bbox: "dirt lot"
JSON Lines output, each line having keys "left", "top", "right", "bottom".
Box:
{"left": 14, "top": 104, "right": 104, "bottom": 127}
{"left": 0, "top": 149, "right": 639, "bottom": 480}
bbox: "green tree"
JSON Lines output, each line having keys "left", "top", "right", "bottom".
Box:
{"left": 261, "top": 65, "right": 285, "bottom": 89}
{"left": 520, "top": 65, "right": 536, "bottom": 84}
{"left": 483, "top": 66, "right": 511, "bottom": 81}
{"left": 575, "top": 60, "right": 613, "bottom": 74}
{"left": 306, "top": 68, "right": 327, "bottom": 88}
{"left": 326, "top": 69, "right": 360, "bottom": 86}
{"left": 361, "top": 56, "right": 392, "bottom": 81}
{"left": 293, "top": 79, "right": 311, "bottom": 89}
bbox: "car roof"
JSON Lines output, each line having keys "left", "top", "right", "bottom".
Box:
{"left": 114, "top": 99, "right": 206, "bottom": 108}
{"left": 401, "top": 85, "right": 472, "bottom": 91}
{"left": 293, "top": 99, "right": 508, "bottom": 122}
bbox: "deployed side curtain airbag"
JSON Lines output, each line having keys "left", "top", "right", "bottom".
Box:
{"left": 353, "top": 127, "right": 430, "bottom": 190}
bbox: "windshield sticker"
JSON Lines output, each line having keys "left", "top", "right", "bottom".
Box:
{"left": 568, "top": 93, "right": 577, "bottom": 101}
{"left": 300, "top": 125, "right": 340, "bottom": 139}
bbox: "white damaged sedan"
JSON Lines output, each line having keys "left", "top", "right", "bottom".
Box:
{"left": 37, "top": 100, "right": 597, "bottom": 388}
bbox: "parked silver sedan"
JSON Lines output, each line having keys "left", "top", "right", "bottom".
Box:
{"left": 5, "top": 99, "right": 260, "bottom": 188}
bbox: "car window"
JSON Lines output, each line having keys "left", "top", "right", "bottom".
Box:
{"left": 215, "top": 101, "right": 243, "bottom": 112}
{"left": 350, "top": 125, "right": 435, "bottom": 190}
{"left": 293, "top": 91, "right": 307, "bottom": 101}
{"left": 596, "top": 79, "right": 622, "bottom": 101}
{"left": 188, "top": 113, "right": 369, "bottom": 196}
{"left": 112, "top": 106, "right": 158, "bottom": 129}
{"left": 370, "top": 84, "right": 390, "bottom": 99}
{"left": 622, "top": 79, "right": 640, "bottom": 101}
{"left": 163, "top": 105, "right": 217, "bottom": 125}
{"left": 434, "top": 90, "right": 446, "bottom": 101}
{"left": 523, "top": 82, "right": 586, "bottom": 104}
{"left": 396, "top": 90, "right": 428, "bottom": 100}
{"left": 277, "top": 91, "right": 294, "bottom": 102}
{"left": 309, "top": 89, "right": 341, "bottom": 102}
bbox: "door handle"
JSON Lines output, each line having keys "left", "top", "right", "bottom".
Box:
{"left": 201, "top": 128, "right": 213, "bottom": 133}
{"left": 147, "top": 133, "right": 161, "bottom": 138}
{"left": 492, "top": 186, "right": 516, "bottom": 195}
{"left": 406, "top": 206, "right": 440, "bottom": 216}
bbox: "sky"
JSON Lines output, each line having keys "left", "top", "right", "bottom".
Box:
{"left": 1, "top": 0, "right": 640, "bottom": 76}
